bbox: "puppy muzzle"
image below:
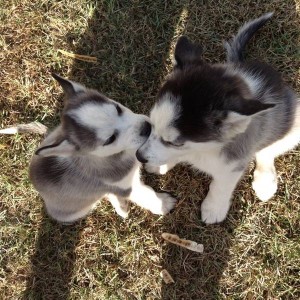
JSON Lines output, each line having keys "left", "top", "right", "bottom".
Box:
{"left": 136, "top": 150, "right": 148, "bottom": 164}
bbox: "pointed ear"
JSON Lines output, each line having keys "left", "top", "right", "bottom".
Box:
{"left": 52, "top": 73, "right": 86, "bottom": 98}
{"left": 222, "top": 100, "right": 275, "bottom": 137}
{"left": 174, "top": 36, "right": 203, "bottom": 68}
{"left": 223, "top": 111, "right": 252, "bottom": 137}
{"left": 35, "top": 139, "right": 76, "bottom": 157}
{"left": 226, "top": 98, "right": 275, "bottom": 116}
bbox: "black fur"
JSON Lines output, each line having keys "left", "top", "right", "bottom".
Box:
{"left": 159, "top": 63, "right": 271, "bottom": 143}
{"left": 175, "top": 36, "right": 203, "bottom": 68}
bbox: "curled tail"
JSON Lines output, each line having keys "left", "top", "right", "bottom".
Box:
{"left": 225, "top": 12, "right": 273, "bottom": 63}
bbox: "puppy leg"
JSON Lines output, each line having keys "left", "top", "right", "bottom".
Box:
{"left": 46, "top": 202, "right": 97, "bottom": 224}
{"left": 128, "top": 170, "right": 176, "bottom": 214}
{"left": 107, "top": 194, "right": 130, "bottom": 218}
{"left": 129, "top": 184, "right": 176, "bottom": 215}
{"left": 252, "top": 151, "right": 277, "bottom": 202}
{"left": 115, "top": 167, "right": 176, "bottom": 215}
{"left": 201, "top": 169, "right": 244, "bottom": 224}
{"left": 144, "top": 161, "right": 177, "bottom": 175}
{"left": 252, "top": 121, "right": 300, "bottom": 201}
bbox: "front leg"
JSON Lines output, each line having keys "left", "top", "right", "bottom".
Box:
{"left": 129, "top": 185, "right": 177, "bottom": 215}
{"left": 129, "top": 169, "right": 176, "bottom": 214}
{"left": 144, "top": 161, "right": 178, "bottom": 175}
{"left": 201, "top": 168, "right": 244, "bottom": 224}
{"left": 106, "top": 194, "right": 130, "bottom": 218}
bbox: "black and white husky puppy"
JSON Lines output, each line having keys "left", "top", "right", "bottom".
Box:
{"left": 136, "top": 13, "right": 300, "bottom": 224}
{"left": 29, "top": 74, "right": 176, "bottom": 223}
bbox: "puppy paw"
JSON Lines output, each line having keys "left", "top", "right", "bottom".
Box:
{"left": 115, "top": 206, "right": 129, "bottom": 218}
{"left": 252, "top": 169, "right": 277, "bottom": 202}
{"left": 144, "top": 164, "right": 169, "bottom": 175}
{"left": 107, "top": 195, "right": 130, "bottom": 219}
{"left": 150, "top": 193, "right": 177, "bottom": 215}
{"left": 201, "top": 195, "right": 230, "bottom": 224}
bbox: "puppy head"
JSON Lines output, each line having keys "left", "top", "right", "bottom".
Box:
{"left": 136, "top": 37, "right": 274, "bottom": 166}
{"left": 36, "top": 74, "right": 151, "bottom": 158}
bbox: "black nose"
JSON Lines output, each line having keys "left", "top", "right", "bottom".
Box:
{"left": 140, "top": 121, "right": 151, "bottom": 138}
{"left": 136, "top": 150, "right": 148, "bottom": 164}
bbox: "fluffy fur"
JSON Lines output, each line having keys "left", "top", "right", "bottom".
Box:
{"left": 30, "top": 74, "right": 176, "bottom": 223}
{"left": 137, "top": 13, "right": 300, "bottom": 224}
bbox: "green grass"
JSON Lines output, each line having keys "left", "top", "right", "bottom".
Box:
{"left": 1, "top": 0, "right": 300, "bottom": 299}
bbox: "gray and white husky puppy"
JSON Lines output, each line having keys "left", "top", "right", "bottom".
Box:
{"left": 136, "top": 13, "right": 300, "bottom": 224}
{"left": 29, "top": 74, "right": 176, "bottom": 223}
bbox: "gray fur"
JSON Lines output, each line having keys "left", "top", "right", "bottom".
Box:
{"left": 225, "top": 12, "right": 273, "bottom": 63}
{"left": 29, "top": 75, "right": 177, "bottom": 223}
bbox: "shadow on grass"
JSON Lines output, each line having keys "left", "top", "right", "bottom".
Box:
{"left": 24, "top": 0, "right": 299, "bottom": 299}
{"left": 23, "top": 212, "right": 85, "bottom": 299}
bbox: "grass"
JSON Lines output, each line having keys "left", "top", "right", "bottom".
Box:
{"left": 0, "top": 0, "right": 300, "bottom": 299}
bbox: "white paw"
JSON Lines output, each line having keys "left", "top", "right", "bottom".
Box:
{"left": 115, "top": 200, "right": 130, "bottom": 218}
{"left": 252, "top": 169, "right": 277, "bottom": 202}
{"left": 149, "top": 193, "right": 177, "bottom": 215}
{"left": 107, "top": 195, "right": 130, "bottom": 219}
{"left": 201, "top": 195, "right": 230, "bottom": 224}
{"left": 144, "top": 164, "right": 168, "bottom": 175}
{"left": 115, "top": 206, "right": 129, "bottom": 219}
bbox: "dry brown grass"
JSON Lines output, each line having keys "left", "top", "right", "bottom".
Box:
{"left": 1, "top": 0, "right": 299, "bottom": 299}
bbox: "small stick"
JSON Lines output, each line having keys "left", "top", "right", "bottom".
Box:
{"left": 0, "top": 122, "right": 48, "bottom": 135}
{"left": 160, "top": 269, "right": 175, "bottom": 284}
{"left": 58, "top": 49, "right": 97, "bottom": 63}
{"left": 162, "top": 233, "right": 204, "bottom": 253}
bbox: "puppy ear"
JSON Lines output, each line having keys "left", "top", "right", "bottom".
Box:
{"left": 226, "top": 98, "right": 275, "bottom": 116}
{"left": 52, "top": 73, "right": 86, "bottom": 98}
{"left": 35, "top": 139, "right": 76, "bottom": 157}
{"left": 223, "top": 111, "right": 252, "bottom": 136}
{"left": 174, "top": 36, "right": 203, "bottom": 68}
{"left": 223, "top": 99, "right": 275, "bottom": 136}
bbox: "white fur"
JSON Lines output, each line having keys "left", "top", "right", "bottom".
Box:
{"left": 150, "top": 93, "right": 181, "bottom": 141}
{"left": 106, "top": 194, "right": 129, "bottom": 218}
{"left": 0, "top": 127, "right": 18, "bottom": 134}
{"left": 68, "top": 102, "right": 150, "bottom": 157}
{"left": 139, "top": 94, "right": 300, "bottom": 224}
{"left": 69, "top": 102, "right": 117, "bottom": 139}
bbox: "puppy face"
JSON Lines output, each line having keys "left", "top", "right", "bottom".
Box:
{"left": 36, "top": 74, "right": 151, "bottom": 158}
{"left": 137, "top": 37, "right": 274, "bottom": 166}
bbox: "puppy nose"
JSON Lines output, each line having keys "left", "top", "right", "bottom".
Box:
{"left": 140, "top": 121, "right": 152, "bottom": 138}
{"left": 136, "top": 150, "right": 148, "bottom": 164}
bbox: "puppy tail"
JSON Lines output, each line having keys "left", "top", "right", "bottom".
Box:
{"left": 0, "top": 121, "right": 48, "bottom": 135}
{"left": 225, "top": 12, "right": 273, "bottom": 63}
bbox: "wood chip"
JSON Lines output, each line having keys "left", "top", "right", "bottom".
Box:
{"left": 162, "top": 233, "right": 204, "bottom": 253}
{"left": 160, "top": 269, "right": 175, "bottom": 284}
{"left": 58, "top": 49, "right": 97, "bottom": 63}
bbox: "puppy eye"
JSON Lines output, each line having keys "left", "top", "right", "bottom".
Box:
{"left": 161, "top": 138, "right": 183, "bottom": 147}
{"left": 103, "top": 134, "right": 116, "bottom": 146}
{"left": 116, "top": 105, "right": 123, "bottom": 115}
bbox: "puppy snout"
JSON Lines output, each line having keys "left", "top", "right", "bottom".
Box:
{"left": 136, "top": 150, "right": 148, "bottom": 164}
{"left": 139, "top": 121, "right": 152, "bottom": 138}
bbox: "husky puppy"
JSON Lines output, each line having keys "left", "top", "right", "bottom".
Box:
{"left": 29, "top": 74, "right": 176, "bottom": 223}
{"left": 136, "top": 13, "right": 300, "bottom": 224}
